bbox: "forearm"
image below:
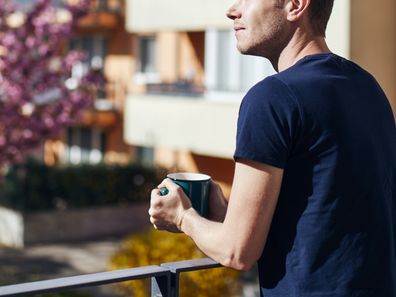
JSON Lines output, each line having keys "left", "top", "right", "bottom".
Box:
{"left": 180, "top": 208, "right": 255, "bottom": 271}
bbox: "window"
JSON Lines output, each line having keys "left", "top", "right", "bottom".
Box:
{"left": 65, "top": 127, "right": 106, "bottom": 164}
{"left": 134, "top": 36, "right": 159, "bottom": 84}
{"left": 69, "top": 35, "right": 107, "bottom": 101}
{"left": 139, "top": 36, "right": 157, "bottom": 73}
{"left": 204, "top": 30, "right": 275, "bottom": 96}
{"left": 69, "top": 35, "right": 108, "bottom": 77}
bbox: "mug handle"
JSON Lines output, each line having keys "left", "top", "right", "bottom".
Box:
{"left": 159, "top": 187, "right": 169, "bottom": 196}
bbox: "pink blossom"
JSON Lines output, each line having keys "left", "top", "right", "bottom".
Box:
{"left": 0, "top": 0, "right": 99, "bottom": 166}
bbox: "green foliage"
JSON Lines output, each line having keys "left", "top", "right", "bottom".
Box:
{"left": 0, "top": 160, "right": 165, "bottom": 212}
{"left": 109, "top": 229, "right": 241, "bottom": 297}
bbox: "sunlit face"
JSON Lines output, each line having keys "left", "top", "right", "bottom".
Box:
{"left": 226, "top": 0, "right": 290, "bottom": 60}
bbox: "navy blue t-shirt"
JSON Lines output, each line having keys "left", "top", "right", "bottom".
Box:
{"left": 234, "top": 53, "right": 396, "bottom": 297}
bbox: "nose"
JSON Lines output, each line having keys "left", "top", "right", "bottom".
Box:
{"left": 226, "top": 1, "right": 241, "bottom": 20}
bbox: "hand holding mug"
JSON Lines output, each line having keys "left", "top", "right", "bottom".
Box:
{"left": 159, "top": 172, "right": 211, "bottom": 217}
{"left": 149, "top": 178, "right": 192, "bottom": 233}
{"left": 149, "top": 172, "right": 211, "bottom": 232}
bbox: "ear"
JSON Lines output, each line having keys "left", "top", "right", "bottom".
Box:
{"left": 286, "top": 0, "right": 311, "bottom": 22}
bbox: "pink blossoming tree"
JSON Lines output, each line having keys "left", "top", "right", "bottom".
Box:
{"left": 0, "top": 0, "right": 99, "bottom": 167}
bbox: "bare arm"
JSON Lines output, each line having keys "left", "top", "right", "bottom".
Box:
{"left": 149, "top": 159, "right": 283, "bottom": 270}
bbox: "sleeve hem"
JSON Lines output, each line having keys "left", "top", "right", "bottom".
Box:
{"left": 233, "top": 154, "right": 286, "bottom": 169}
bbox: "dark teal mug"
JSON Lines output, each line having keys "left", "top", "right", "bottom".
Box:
{"left": 159, "top": 172, "right": 211, "bottom": 217}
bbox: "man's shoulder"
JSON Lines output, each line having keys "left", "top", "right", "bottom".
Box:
{"left": 276, "top": 53, "right": 374, "bottom": 83}
{"left": 247, "top": 53, "right": 349, "bottom": 93}
{"left": 240, "top": 75, "right": 301, "bottom": 121}
{"left": 244, "top": 75, "right": 296, "bottom": 106}
{"left": 247, "top": 75, "right": 291, "bottom": 99}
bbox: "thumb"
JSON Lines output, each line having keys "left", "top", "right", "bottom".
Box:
{"left": 158, "top": 178, "right": 178, "bottom": 190}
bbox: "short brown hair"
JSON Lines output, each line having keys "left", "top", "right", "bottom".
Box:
{"left": 276, "top": 0, "right": 334, "bottom": 36}
{"left": 308, "top": 0, "right": 334, "bottom": 36}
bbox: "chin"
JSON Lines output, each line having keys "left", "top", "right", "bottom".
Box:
{"left": 237, "top": 46, "right": 248, "bottom": 55}
{"left": 237, "top": 41, "right": 274, "bottom": 59}
{"left": 238, "top": 46, "right": 263, "bottom": 57}
{"left": 237, "top": 43, "right": 255, "bottom": 55}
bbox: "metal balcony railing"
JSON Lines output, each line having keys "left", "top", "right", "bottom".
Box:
{"left": 0, "top": 258, "right": 221, "bottom": 297}
{"left": 146, "top": 82, "right": 205, "bottom": 97}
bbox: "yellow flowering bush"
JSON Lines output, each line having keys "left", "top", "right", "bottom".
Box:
{"left": 109, "top": 229, "right": 241, "bottom": 297}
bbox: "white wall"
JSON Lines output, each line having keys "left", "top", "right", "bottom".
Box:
{"left": 204, "top": 30, "right": 275, "bottom": 94}
{"left": 124, "top": 95, "right": 240, "bottom": 158}
{"left": 126, "top": 0, "right": 233, "bottom": 32}
{"left": 0, "top": 207, "right": 24, "bottom": 248}
{"left": 326, "top": 0, "right": 351, "bottom": 58}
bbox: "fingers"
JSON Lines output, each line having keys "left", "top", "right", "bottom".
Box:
{"left": 157, "top": 178, "right": 178, "bottom": 191}
{"left": 148, "top": 178, "right": 187, "bottom": 233}
{"left": 149, "top": 197, "right": 163, "bottom": 217}
{"left": 210, "top": 180, "right": 221, "bottom": 192}
{"left": 148, "top": 191, "right": 167, "bottom": 227}
{"left": 209, "top": 180, "right": 224, "bottom": 199}
{"left": 155, "top": 178, "right": 185, "bottom": 199}
{"left": 148, "top": 208, "right": 163, "bottom": 229}
{"left": 151, "top": 188, "right": 161, "bottom": 202}
{"left": 150, "top": 215, "right": 180, "bottom": 232}
{"left": 210, "top": 180, "right": 219, "bottom": 187}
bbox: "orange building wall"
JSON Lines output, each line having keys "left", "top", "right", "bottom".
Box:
{"left": 350, "top": 0, "right": 396, "bottom": 118}
{"left": 178, "top": 32, "right": 205, "bottom": 84}
{"left": 103, "top": 23, "right": 136, "bottom": 163}
{"left": 156, "top": 32, "right": 205, "bottom": 84}
{"left": 157, "top": 32, "right": 179, "bottom": 82}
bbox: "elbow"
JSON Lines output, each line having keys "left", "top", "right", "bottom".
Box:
{"left": 220, "top": 251, "right": 257, "bottom": 271}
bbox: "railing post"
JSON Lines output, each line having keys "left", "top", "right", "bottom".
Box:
{"left": 161, "top": 258, "right": 221, "bottom": 297}
{"left": 151, "top": 274, "right": 171, "bottom": 297}
{"left": 152, "top": 269, "right": 178, "bottom": 297}
{"left": 169, "top": 270, "right": 180, "bottom": 297}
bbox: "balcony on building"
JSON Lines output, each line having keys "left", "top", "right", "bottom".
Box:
{"left": 81, "top": 80, "right": 120, "bottom": 127}
{"left": 77, "top": 0, "right": 125, "bottom": 30}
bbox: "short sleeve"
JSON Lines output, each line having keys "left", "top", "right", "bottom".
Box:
{"left": 234, "top": 76, "right": 301, "bottom": 168}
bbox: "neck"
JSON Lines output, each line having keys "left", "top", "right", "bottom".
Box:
{"left": 272, "top": 29, "right": 331, "bottom": 72}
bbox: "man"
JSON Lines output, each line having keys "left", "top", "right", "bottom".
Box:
{"left": 149, "top": 0, "right": 396, "bottom": 296}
